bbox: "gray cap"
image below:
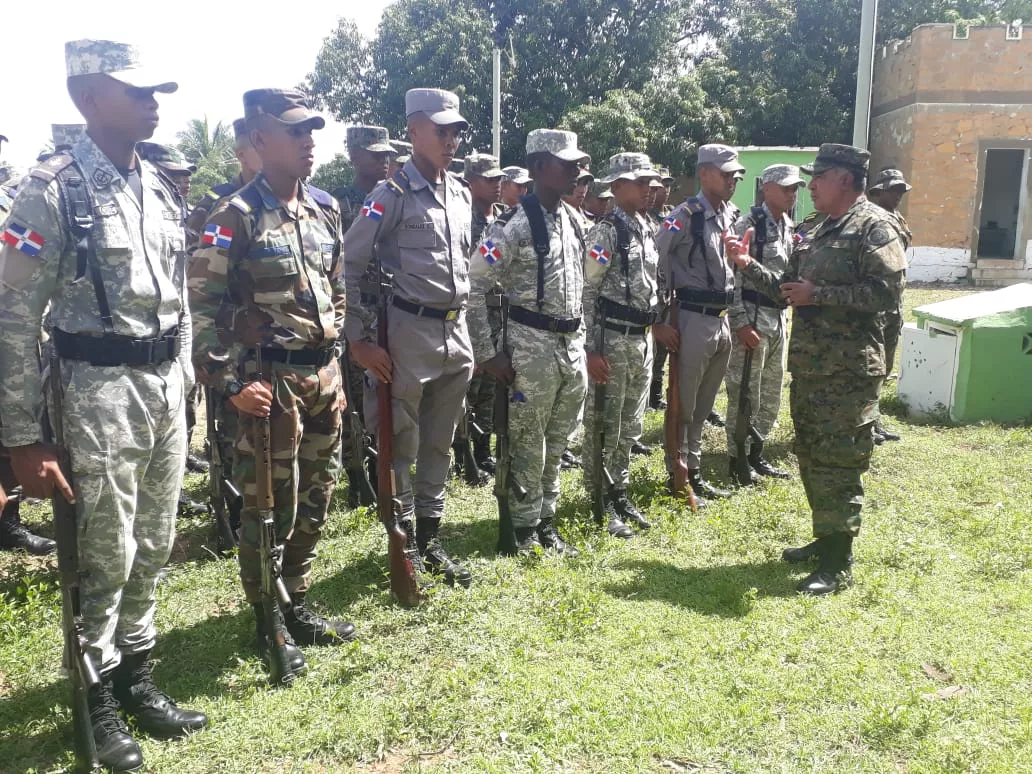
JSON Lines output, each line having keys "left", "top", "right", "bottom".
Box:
{"left": 464, "top": 152, "right": 505, "bottom": 179}
{"left": 577, "top": 167, "right": 595, "bottom": 184}
{"left": 503, "top": 165, "right": 531, "bottom": 185}
{"left": 405, "top": 88, "right": 468, "bottom": 128}
{"left": 526, "top": 129, "right": 589, "bottom": 163}
{"left": 52, "top": 124, "right": 86, "bottom": 150}
{"left": 869, "top": 168, "right": 912, "bottom": 192}
{"left": 243, "top": 89, "right": 325, "bottom": 129}
{"left": 600, "top": 152, "right": 661, "bottom": 185}
{"left": 65, "top": 40, "right": 177, "bottom": 93}
{"left": 803, "top": 143, "right": 870, "bottom": 176}
{"left": 760, "top": 163, "right": 805, "bottom": 187}
{"left": 390, "top": 139, "right": 412, "bottom": 155}
{"left": 697, "top": 143, "right": 745, "bottom": 173}
{"left": 137, "top": 142, "right": 196, "bottom": 173}
{"left": 231, "top": 118, "right": 248, "bottom": 140}
{"left": 587, "top": 180, "right": 613, "bottom": 200}
{"left": 347, "top": 125, "right": 394, "bottom": 154}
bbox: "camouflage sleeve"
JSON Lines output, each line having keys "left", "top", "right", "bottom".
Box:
{"left": 582, "top": 221, "right": 616, "bottom": 352}
{"left": 0, "top": 177, "right": 67, "bottom": 446}
{"left": 329, "top": 207, "right": 347, "bottom": 341}
{"left": 810, "top": 222, "right": 907, "bottom": 314}
{"left": 468, "top": 218, "right": 511, "bottom": 362}
{"left": 340, "top": 184, "right": 400, "bottom": 344}
{"left": 184, "top": 192, "right": 217, "bottom": 251}
{"left": 187, "top": 200, "right": 248, "bottom": 390}
{"left": 728, "top": 211, "right": 753, "bottom": 331}
{"left": 742, "top": 244, "right": 800, "bottom": 302}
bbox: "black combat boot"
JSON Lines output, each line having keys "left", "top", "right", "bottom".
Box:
{"left": 473, "top": 435, "right": 497, "bottom": 475}
{"left": 346, "top": 468, "right": 363, "bottom": 509}
{"left": 285, "top": 594, "right": 356, "bottom": 645}
{"left": 111, "top": 651, "right": 208, "bottom": 739}
{"left": 400, "top": 519, "right": 427, "bottom": 576}
{"left": 560, "top": 448, "right": 582, "bottom": 470}
{"left": 514, "top": 526, "right": 543, "bottom": 555}
{"left": 796, "top": 533, "right": 854, "bottom": 596}
{"left": 706, "top": 410, "right": 725, "bottom": 428}
{"left": 416, "top": 517, "right": 472, "bottom": 588}
{"left": 648, "top": 379, "right": 666, "bottom": 410}
{"left": 185, "top": 453, "right": 209, "bottom": 474}
{"left": 748, "top": 441, "right": 790, "bottom": 479}
{"left": 0, "top": 497, "right": 56, "bottom": 555}
{"left": 88, "top": 675, "right": 144, "bottom": 772}
{"left": 177, "top": 492, "right": 209, "bottom": 518}
{"left": 536, "top": 518, "right": 580, "bottom": 557}
{"left": 630, "top": 440, "right": 653, "bottom": 456}
{"left": 873, "top": 423, "right": 900, "bottom": 442}
{"left": 252, "top": 601, "right": 306, "bottom": 679}
{"left": 728, "top": 457, "right": 759, "bottom": 487}
{"left": 610, "top": 488, "right": 652, "bottom": 530}
{"left": 601, "top": 497, "right": 634, "bottom": 539}
{"left": 688, "top": 469, "right": 731, "bottom": 500}
{"left": 781, "top": 537, "right": 824, "bottom": 563}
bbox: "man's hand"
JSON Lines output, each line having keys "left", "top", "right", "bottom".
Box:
{"left": 586, "top": 352, "right": 610, "bottom": 384}
{"left": 351, "top": 340, "right": 393, "bottom": 384}
{"left": 8, "top": 443, "right": 76, "bottom": 502}
{"left": 781, "top": 280, "right": 817, "bottom": 307}
{"left": 652, "top": 322, "right": 679, "bottom": 353}
{"left": 736, "top": 325, "right": 761, "bottom": 351}
{"left": 230, "top": 380, "right": 273, "bottom": 417}
{"left": 480, "top": 352, "right": 515, "bottom": 385}
{"left": 0, "top": 484, "right": 7, "bottom": 512}
{"left": 722, "top": 228, "right": 754, "bottom": 270}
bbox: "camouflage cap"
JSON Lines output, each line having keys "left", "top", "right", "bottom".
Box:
{"left": 697, "top": 143, "right": 745, "bottom": 173}
{"left": 577, "top": 167, "right": 595, "bottom": 184}
{"left": 464, "top": 152, "right": 505, "bottom": 180}
{"left": 649, "top": 177, "right": 664, "bottom": 188}
{"left": 502, "top": 165, "right": 531, "bottom": 185}
{"left": 347, "top": 125, "right": 395, "bottom": 154}
{"left": 51, "top": 124, "right": 86, "bottom": 150}
{"left": 243, "top": 89, "right": 325, "bottom": 129}
{"left": 869, "top": 167, "right": 912, "bottom": 192}
{"left": 587, "top": 180, "right": 613, "bottom": 199}
{"left": 600, "top": 152, "right": 661, "bottom": 185}
{"left": 137, "top": 142, "right": 196, "bottom": 173}
{"left": 64, "top": 40, "right": 177, "bottom": 93}
{"left": 760, "top": 163, "right": 805, "bottom": 188}
{"left": 390, "top": 139, "right": 413, "bottom": 155}
{"left": 803, "top": 143, "right": 871, "bottom": 176}
{"left": 395, "top": 155, "right": 411, "bottom": 166}
{"left": 526, "top": 129, "right": 589, "bottom": 163}
{"left": 405, "top": 88, "right": 468, "bottom": 128}
{"left": 659, "top": 166, "right": 674, "bottom": 184}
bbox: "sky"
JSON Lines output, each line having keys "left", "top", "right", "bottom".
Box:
{"left": 0, "top": 1, "right": 394, "bottom": 172}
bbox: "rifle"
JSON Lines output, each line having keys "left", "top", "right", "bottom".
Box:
{"left": 47, "top": 355, "right": 102, "bottom": 769}
{"left": 254, "top": 351, "right": 297, "bottom": 686}
{"left": 453, "top": 402, "right": 487, "bottom": 488}
{"left": 733, "top": 212, "right": 767, "bottom": 485}
{"left": 205, "top": 386, "right": 242, "bottom": 553}
{"left": 340, "top": 348, "right": 377, "bottom": 506}
{"left": 592, "top": 302, "right": 615, "bottom": 525}
{"left": 494, "top": 297, "right": 527, "bottom": 555}
{"left": 373, "top": 244, "right": 422, "bottom": 607}
{"left": 664, "top": 302, "right": 699, "bottom": 513}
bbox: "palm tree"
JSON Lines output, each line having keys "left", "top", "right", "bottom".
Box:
{"left": 176, "top": 117, "right": 239, "bottom": 204}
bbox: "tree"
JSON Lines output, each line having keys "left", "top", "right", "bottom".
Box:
{"left": 309, "top": 154, "right": 355, "bottom": 194}
{"left": 176, "top": 118, "right": 238, "bottom": 205}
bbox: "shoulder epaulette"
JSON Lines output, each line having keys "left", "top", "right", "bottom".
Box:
{"left": 306, "top": 183, "right": 338, "bottom": 211}
{"left": 683, "top": 196, "right": 704, "bottom": 214}
{"left": 449, "top": 171, "right": 470, "bottom": 188}
{"left": 494, "top": 205, "right": 519, "bottom": 226}
{"left": 230, "top": 184, "right": 263, "bottom": 214}
{"left": 29, "top": 152, "right": 76, "bottom": 184}
{"left": 211, "top": 181, "right": 238, "bottom": 198}
{"left": 386, "top": 169, "right": 410, "bottom": 197}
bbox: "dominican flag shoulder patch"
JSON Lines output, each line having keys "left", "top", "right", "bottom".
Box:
{"left": 1, "top": 223, "right": 45, "bottom": 256}
{"left": 662, "top": 216, "right": 682, "bottom": 233}
{"left": 589, "top": 244, "right": 611, "bottom": 264}
{"left": 480, "top": 239, "right": 502, "bottom": 264}
{"left": 202, "top": 223, "right": 233, "bottom": 249}
{"left": 360, "top": 199, "right": 385, "bottom": 221}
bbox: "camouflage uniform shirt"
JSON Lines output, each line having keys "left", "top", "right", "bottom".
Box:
{"left": 729, "top": 203, "right": 791, "bottom": 338}
{"left": 184, "top": 172, "right": 247, "bottom": 250}
{"left": 333, "top": 183, "right": 368, "bottom": 234}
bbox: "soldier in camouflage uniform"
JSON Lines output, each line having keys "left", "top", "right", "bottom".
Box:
{"left": 472, "top": 129, "right": 590, "bottom": 556}
{"left": 501, "top": 165, "right": 531, "bottom": 208}
{"left": 0, "top": 40, "right": 207, "bottom": 770}
{"left": 648, "top": 168, "right": 675, "bottom": 412}
{"left": 583, "top": 179, "right": 613, "bottom": 222}
{"left": 189, "top": 89, "right": 355, "bottom": 679}
{"left": 581, "top": 153, "right": 662, "bottom": 538}
{"left": 723, "top": 164, "right": 803, "bottom": 485}
{"left": 725, "top": 143, "right": 907, "bottom": 595}
{"left": 563, "top": 167, "right": 594, "bottom": 229}
{"left": 343, "top": 89, "right": 475, "bottom": 587}
{"left": 867, "top": 167, "right": 912, "bottom": 444}
{"left": 137, "top": 142, "right": 195, "bottom": 200}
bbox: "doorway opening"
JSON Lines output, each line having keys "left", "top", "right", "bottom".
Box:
{"left": 977, "top": 148, "right": 1027, "bottom": 259}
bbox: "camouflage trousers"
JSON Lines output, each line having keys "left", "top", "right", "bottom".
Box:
{"left": 338, "top": 347, "right": 368, "bottom": 469}
{"left": 790, "top": 374, "right": 881, "bottom": 538}
{"left": 59, "top": 359, "right": 187, "bottom": 673}
{"left": 723, "top": 327, "right": 786, "bottom": 455}
{"left": 235, "top": 359, "right": 342, "bottom": 603}
{"left": 466, "top": 305, "right": 504, "bottom": 436}
{"left": 582, "top": 331, "right": 651, "bottom": 493}
{"left": 506, "top": 326, "right": 587, "bottom": 530}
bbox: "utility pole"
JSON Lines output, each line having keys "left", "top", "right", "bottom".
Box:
{"left": 852, "top": 0, "right": 879, "bottom": 148}
{"left": 492, "top": 47, "right": 501, "bottom": 158}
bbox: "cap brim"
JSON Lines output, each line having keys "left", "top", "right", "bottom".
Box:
{"left": 801, "top": 164, "right": 815, "bottom": 175}
{"left": 272, "top": 109, "right": 326, "bottom": 130}
{"left": 479, "top": 170, "right": 506, "bottom": 179}
{"left": 362, "top": 142, "right": 396, "bottom": 153}
{"left": 597, "top": 191, "right": 614, "bottom": 199}
{"left": 661, "top": 176, "right": 674, "bottom": 184}
{"left": 871, "top": 181, "right": 912, "bottom": 192}
{"left": 601, "top": 169, "right": 661, "bottom": 185}
{"left": 551, "top": 147, "right": 590, "bottom": 163}
{"left": 508, "top": 175, "right": 531, "bottom": 185}
{"left": 425, "top": 109, "right": 468, "bottom": 128}
{"left": 776, "top": 175, "right": 806, "bottom": 187}
{"left": 107, "top": 66, "right": 178, "bottom": 93}
{"left": 716, "top": 161, "right": 746, "bottom": 173}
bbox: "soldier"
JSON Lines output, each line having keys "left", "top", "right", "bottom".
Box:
{"left": 581, "top": 153, "right": 662, "bottom": 538}
{"left": 501, "top": 165, "right": 531, "bottom": 208}
{"left": 189, "top": 89, "right": 355, "bottom": 678}
{"left": 137, "top": 142, "right": 195, "bottom": 200}
{"left": 388, "top": 140, "right": 412, "bottom": 178}
{"left": 334, "top": 125, "right": 397, "bottom": 232}
{"left": 724, "top": 164, "right": 803, "bottom": 485}
{"left": 0, "top": 39, "right": 207, "bottom": 770}
{"left": 725, "top": 143, "right": 907, "bottom": 595}
{"left": 472, "top": 128, "right": 589, "bottom": 555}
{"left": 867, "top": 167, "right": 912, "bottom": 444}
{"left": 563, "top": 167, "right": 594, "bottom": 226}
{"left": 343, "top": 88, "right": 475, "bottom": 587}
{"left": 648, "top": 168, "right": 675, "bottom": 412}
{"left": 654, "top": 143, "right": 744, "bottom": 503}
{"left": 583, "top": 180, "right": 613, "bottom": 221}
{"left": 651, "top": 167, "right": 674, "bottom": 220}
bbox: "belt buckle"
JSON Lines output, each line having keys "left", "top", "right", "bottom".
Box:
{"left": 445, "top": 309, "right": 459, "bottom": 322}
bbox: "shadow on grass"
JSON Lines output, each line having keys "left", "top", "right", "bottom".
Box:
{"left": 0, "top": 678, "right": 78, "bottom": 773}
{"left": 603, "top": 557, "right": 798, "bottom": 617}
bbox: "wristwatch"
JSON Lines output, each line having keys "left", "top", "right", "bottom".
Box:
{"left": 226, "top": 379, "right": 246, "bottom": 397}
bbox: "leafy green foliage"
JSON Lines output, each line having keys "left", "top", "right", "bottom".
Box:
{"left": 309, "top": 153, "right": 355, "bottom": 194}
{"left": 176, "top": 118, "right": 239, "bottom": 205}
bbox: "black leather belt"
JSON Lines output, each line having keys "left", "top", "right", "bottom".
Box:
{"left": 794, "top": 306, "right": 821, "bottom": 321}
{"left": 678, "top": 302, "right": 728, "bottom": 318}
{"left": 508, "top": 305, "right": 581, "bottom": 334}
{"left": 486, "top": 291, "right": 503, "bottom": 309}
{"left": 675, "top": 287, "right": 734, "bottom": 306}
{"left": 600, "top": 297, "right": 658, "bottom": 326}
{"left": 604, "top": 320, "right": 650, "bottom": 336}
{"left": 392, "top": 297, "right": 462, "bottom": 321}
{"left": 255, "top": 347, "right": 336, "bottom": 367}
{"left": 741, "top": 288, "right": 782, "bottom": 309}
{"left": 53, "top": 328, "right": 180, "bottom": 367}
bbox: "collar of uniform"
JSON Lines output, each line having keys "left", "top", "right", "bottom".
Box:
{"left": 402, "top": 158, "right": 453, "bottom": 192}
{"left": 73, "top": 133, "right": 127, "bottom": 194}
{"left": 612, "top": 205, "right": 643, "bottom": 234}
{"left": 254, "top": 172, "right": 319, "bottom": 215}
{"left": 761, "top": 201, "right": 794, "bottom": 232}
{"left": 697, "top": 191, "right": 725, "bottom": 220}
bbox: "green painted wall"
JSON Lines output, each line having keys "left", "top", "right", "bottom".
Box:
{"left": 732, "top": 148, "right": 819, "bottom": 222}
{"left": 954, "top": 310, "right": 1032, "bottom": 422}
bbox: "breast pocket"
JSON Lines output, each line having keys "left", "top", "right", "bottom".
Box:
{"left": 397, "top": 222, "right": 437, "bottom": 275}
{"left": 247, "top": 247, "right": 300, "bottom": 305}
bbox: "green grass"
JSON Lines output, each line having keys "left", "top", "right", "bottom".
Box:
{"left": 2, "top": 286, "right": 1031, "bottom": 773}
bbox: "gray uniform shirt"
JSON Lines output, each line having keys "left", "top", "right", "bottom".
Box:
{"left": 729, "top": 203, "right": 791, "bottom": 337}
{"left": 655, "top": 192, "right": 738, "bottom": 298}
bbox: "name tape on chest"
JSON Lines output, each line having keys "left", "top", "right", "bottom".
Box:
{"left": 1, "top": 222, "right": 45, "bottom": 256}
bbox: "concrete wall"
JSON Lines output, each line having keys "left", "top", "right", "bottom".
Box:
{"left": 731, "top": 147, "right": 818, "bottom": 222}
